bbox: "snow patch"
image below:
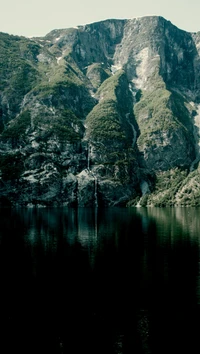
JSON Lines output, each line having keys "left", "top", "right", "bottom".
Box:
{"left": 55, "top": 36, "right": 61, "bottom": 41}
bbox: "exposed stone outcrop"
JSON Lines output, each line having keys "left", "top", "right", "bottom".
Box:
{"left": 1, "top": 16, "right": 200, "bottom": 206}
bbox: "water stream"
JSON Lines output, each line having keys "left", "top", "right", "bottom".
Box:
{"left": 87, "top": 143, "right": 98, "bottom": 207}
{"left": 136, "top": 180, "right": 150, "bottom": 207}
{"left": 94, "top": 176, "right": 98, "bottom": 208}
{"left": 125, "top": 113, "right": 137, "bottom": 147}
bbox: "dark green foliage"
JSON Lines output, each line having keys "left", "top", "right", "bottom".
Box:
{"left": 0, "top": 152, "right": 24, "bottom": 180}
{"left": 86, "top": 100, "right": 126, "bottom": 141}
{"left": 0, "top": 19, "right": 200, "bottom": 206}
{"left": 169, "top": 91, "right": 194, "bottom": 132}
{"left": 134, "top": 85, "right": 193, "bottom": 151}
{"left": 34, "top": 109, "right": 84, "bottom": 143}
{"left": 86, "top": 70, "right": 133, "bottom": 144}
{"left": 1, "top": 110, "right": 31, "bottom": 146}
{"left": 0, "top": 114, "right": 4, "bottom": 134}
{"left": 0, "top": 33, "right": 39, "bottom": 118}
{"left": 139, "top": 194, "right": 149, "bottom": 207}
{"left": 86, "top": 63, "right": 110, "bottom": 89}
{"left": 85, "top": 70, "right": 137, "bottom": 170}
{"left": 52, "top": 111, "right": 84, "bottom": 142}
{"left": 134, "top": 88, "right": 177, "bottom": 138}
{"left": 97, "top": 69, "right": 125, "bottom": 100}
{"left": 0, "top": 34, "right": 39, "bottom": 89}
{"left": 154, "top": 168, "right": 187, "bottom": 191}
{"left": 150, "top": 168, "right": 188, "bottom": 206}
{"left": 135, "top": 90, "right": 142, "bottom": 102}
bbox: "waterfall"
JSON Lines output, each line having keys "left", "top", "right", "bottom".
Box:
{"left": 87, "top": 144, "right": 90, "bottom": 170}
{"left": 140, "top": 181, "right": 150, "bottom": 195}
{"left": 20, "top": 93, "right": 28, "bottom": 110}
{"left": 90, "top": 170, "right": 98, "bottom": 207}
{"left": 126, "top": 113, "right": 137, "bottom": 147}
{"left": 94, "top": 176, "right": 98, "bottom": 208}
{"left": 71, "top": 190, "right": 74, "bottom": 203}
{"left": 94, "top": 207, "right": 98, "bottom": 239}
{"left": 86, "top": 143, "right": 98, "bottom": 207}
{"left": 136, "top": 181, "right": 150, "bottom": 207}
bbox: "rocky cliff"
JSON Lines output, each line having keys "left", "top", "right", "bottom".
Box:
{"left": 1, "top": 16, "right": 200, "bottom": 207}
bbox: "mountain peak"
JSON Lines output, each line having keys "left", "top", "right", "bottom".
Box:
{"left": 0, "top": 16, "right": 200, "bottom": 207}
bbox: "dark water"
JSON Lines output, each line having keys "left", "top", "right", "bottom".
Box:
{"left": 0, "top": 207, "right": 200, "bottom": 353}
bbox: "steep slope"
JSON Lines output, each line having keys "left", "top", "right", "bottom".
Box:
{"left": 0, "top": 16, "right": 200, "bottom": 206}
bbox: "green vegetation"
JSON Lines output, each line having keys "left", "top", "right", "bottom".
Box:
{"left": 36, "top": 53, "right": 84, "bottom": 92}
{"left": 51, "top": 111, "right": 83, "bottom": 143}
{"left": 134, "top": 86, "right": 192, "bottom": 148}
{"left": 1, "top": 110, "right": 31, "bottom": 146}
{"left": 0, "top": 33, "right": 39, "bottom": 112}
{"left": 0, "top": 152, "right": 24, "bottom": 180}
{"left": 86, "top": 99, "right": 126, "bottom": 141}
{"left": 0, "top": 32, "right": 90, "bottom": 123}
{"left": 86, "top": 63, "right": 110, "bottom": 89}
{"left": 34, "top": 109, "right": 84, "bottom": 143}
{"left": 171, "top": 166, "right": 200, "bottom": 206}
{"left": 85, "top": 70, "right": 137, "bottom": 173}
{"left": 169, "top": 91, "right": 194, "bottom": 132}
{"left": 86, "top": 70, "right": 132, "bottom": 143}
{"left": 0, "top": 23, "right": 200, "bottom": 206}
{"left": 97, "top": 69, "right": 125, "bottom": 101}
{"left": 135, "top": 89, "right": 175, "bottom": 135}
{"left": 142, "top": 167, "right": 200, "bottom": 207}
{"left": 127, "top": 165, "right": 200, "bottom": 207}
{"left": 149, "top": 168, "right": 188, "bottom": 206}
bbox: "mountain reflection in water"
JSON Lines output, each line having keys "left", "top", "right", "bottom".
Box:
{"left": 0, "top": 207, "right": 200, "bottom": 353}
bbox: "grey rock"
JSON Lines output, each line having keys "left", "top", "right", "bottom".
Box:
{"left": 1, "top": 16, "right": 200, "bottom": 206}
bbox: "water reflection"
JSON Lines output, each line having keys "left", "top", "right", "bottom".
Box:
{"left": 0, "top": 207, "right": 200, "bottom": 353}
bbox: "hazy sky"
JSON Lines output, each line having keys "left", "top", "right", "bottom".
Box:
{"left": 1, "top": 0, "right": 200, "bottom": 37}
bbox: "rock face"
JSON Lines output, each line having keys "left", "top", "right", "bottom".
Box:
{"left": 1, "top": 16, "right": 200, "bottom": 206}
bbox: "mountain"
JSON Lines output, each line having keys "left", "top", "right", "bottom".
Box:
{"left": 1, "top": 16, "right": 200, "bottom": 207}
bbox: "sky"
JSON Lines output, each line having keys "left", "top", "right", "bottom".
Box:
{"left": 1, "top": 0, "right": 200, "bottom": 37}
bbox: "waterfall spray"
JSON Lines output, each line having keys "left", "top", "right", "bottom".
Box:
{"left": 94, "top": 176, "right": 98, "bottom": 208}
{"left": 87, "top": 143, "right": 90, "bottom": 170}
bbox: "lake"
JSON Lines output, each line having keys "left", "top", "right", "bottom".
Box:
{"left": 0, "top": 207, "right": 200, "bottom": 353}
